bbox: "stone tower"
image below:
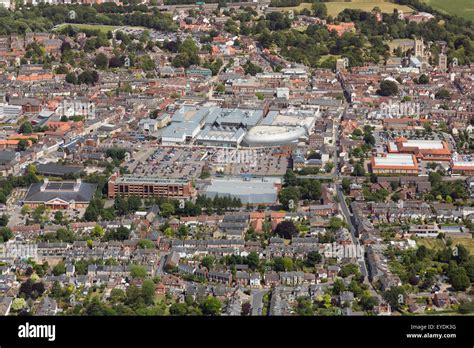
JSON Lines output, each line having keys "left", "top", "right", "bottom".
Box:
{"left": 438, "top": 53, "right": 447, "bottom": 72}
{"left": 414, "top": 38, "right": 424, "bottom": 59}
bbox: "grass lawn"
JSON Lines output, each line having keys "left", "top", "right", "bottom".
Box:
{"left": 281, "top": 1, "right": 414, "bottom": 16}
{"left": 416, "top": 238, "right": 445, "bottom": 250}
{"left": 387, "top": 38, "right": 414, "bottom": 52}
{"left": 319, "top": 54, "right": 341, "bottom": 63}
{"left": 416, "top": 237, "right": 474, "bottom": 255}
{"left": 53, "top": 23, "right": 121, "bottom": 33}
{"left": 451, "top": 237, "right": 474, "bottom": 255}
{"left": 421, "top": 0, "right": 474, "bottom": 22}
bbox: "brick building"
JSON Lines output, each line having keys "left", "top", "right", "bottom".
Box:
{"left": 107, "top": 173, "right": 194, "bottom": 199}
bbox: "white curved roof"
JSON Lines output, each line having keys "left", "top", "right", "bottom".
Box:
{"left": 243, "top": 125, "right": 306, "bottom": 146}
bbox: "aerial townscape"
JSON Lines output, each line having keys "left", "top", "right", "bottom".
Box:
{"left": 0, "top": 0, "right": 473, "bottom": 318}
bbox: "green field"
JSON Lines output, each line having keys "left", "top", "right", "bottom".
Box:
{"left": 417, "top": 237, "right": 474, "bottom": 255}
{"left": 422, "top": 0, "right": 474, "bottom": 22}
{"left": 281, "top": 1, "right": 414, "bottom": 16}
{"left": 53, "top": 23, "right": 122, "bottom": 33}
{"left": 387, "top": 38, "right": 415, "bottom": 52}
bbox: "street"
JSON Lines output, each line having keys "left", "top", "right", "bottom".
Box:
{"left": 155, "top": 251, "right": 170, "bottom": 277}
{"left": 251, "top": 289, "right": 269, "bottom": 316}
{"left": 336, "top": 184, "right": 369, "bottom": 279}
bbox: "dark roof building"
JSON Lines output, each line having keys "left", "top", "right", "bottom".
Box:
{"left": 35, "top": 163, "right": 84, "bottom": 177}
{"left": 23, "top": 178, "right": 96, "bottom": 210}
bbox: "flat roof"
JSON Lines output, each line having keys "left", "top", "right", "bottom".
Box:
{"left": 204, "top": 108, "right": 262, "bottom": 127}
{"left": 196, "top": 126, "right": 246, "bottom": 143}
{"left": 36, "top": 163, "right": 84, "bottom": 176}
{"left": 373, "top": 154, "right": 417, "bottom": 168}
{"left": 204, "top": 177, "right": 281, "bottom": 204}
{"left": 403, "top": 140, "right": 444, "bottom": 150}
{"left": 171, "top": 106, "right": 263, "bottom": 127}
{"left": 114, "top": 175, "right": 190, "bottom": 185}
{"left": 161, "top": 121, "right": 200, "bottom": 139}
{"left": 451, "top": 160, "right": 474, "bottom": 169}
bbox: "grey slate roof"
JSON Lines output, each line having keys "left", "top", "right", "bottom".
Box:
{"left": 36, "top": 164, "right": 84, "bottom": 176}
{"left": 0, "top": 151, "right": 16, "bottom": 165}
{"left": 24, "top": 181, "right": 97, "bottom": 204}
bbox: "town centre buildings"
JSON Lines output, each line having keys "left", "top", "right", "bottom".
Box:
{"left": 161, "top": 105, "right": 320, "bottom": 147}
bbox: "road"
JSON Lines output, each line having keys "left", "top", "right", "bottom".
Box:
{"left": 296, "top": 174, "right": 347, "bottom": 180}
{"left": 155, "top": 251, "right": 170, "bottom": 277}
{"left": 251, "top": 289, "right": 269, "bottom": 316}
{"left": 336, "top": 184, "right": 369, "bottom": 280}
{"left": 208, "top": 63, "right": 227, "bottom": 100}
{"left": 297, "top": 173, "right": 470, "bottom": 182}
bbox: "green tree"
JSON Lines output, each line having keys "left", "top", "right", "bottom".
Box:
{"left": 141, "top": 279, "right": 155, "bottom": 305}
{"left": 170, "top": 302, "right": 189, "bottom": 315}
{"left": 160, "top": 202, "right": 175, "bottom": 218}
{"left": 435, "top": 89, "right": 451, "bottom": 100}
{"left": 177, "top": 224, "right": 188, "bottom": 240}
{"left": 20, "top": 205, "right": 30, "bottom": 216}
{"left": 94, "top": 53, "right": 109, "bottom": 70}
{"left": 109, "top": 288, "right": 126, "bottom": 304}
{"left": 305, "top": 251, "right": 322, "bottom": 267}
{"left": 52, "top": 261, "right": 66, "bottom": 276}
{"left": 243, "top": 60, "right": 263, "bottom": 76}
{"left": 172, "top": 37, "right": 200, "bottom": 68}
{"left": 19, "top": 122, "right": 33, "bottom": 134}
{"left": 278, "top": 187, "right": 299, "bottom": 211}
{"left": 32, "top": 205, "right": 46, "bottom": 223}
{"left": 281, "top": 257, "right": 293, "bottom": 271}
{"left": 359, "top": 294, "right": 379, "bottom": 311}
{"left": 450, "top": 268, "right": 470, "bottom": 291}
{"left": 91, "top": 225, "right": 105, "bottom": 238}
{"left": 246, "top": 251, "right": 260, "bottom": 270}
{"left": 458, "top": 300, "right": 474, "bottom": 314}
{"left": 353, "top": 163, "right": 365, "bottom": 177}
{"left": 127, "top": 196, "right": 142, "bottom": 212}
{"left": 201, "top": 255, "right": 215, "bottom": 270}
{"left": 312, "top": 2, "right": 327, "bottom": 18}
{"left": 274, "top": 220, "right": 298, "bottom": 239}
{"left": 65, "top": 72, "right": 77, "bottom": 84}
{"left": 328, "top": 217, "right": 343, "bottom": 231}
{"left": 283, "top": 169, "right": 297, "bottom": 186}
{"left": 383, "top": 286, "right": 405, "bottom": 310}
{"left": 200, "top": 296, "right": 222, "bottom": 316}
{"left": 341, "top": 178, "right": 351, "bottom": 194}
{"left": 339, "top": 263, "right": 360, "bottom": 278}
{"left": 0, "top": 214, "right": 9, "bottom": 227}
{"left": 137, "top": 239, "right": 155, "bottom": 249}
{"left": 296, "top": 296, "right": 315, "bottom": 315}
{"left": 377, "top": 80, "right": 399, "bottom": 96}
{"left": 17, "top": 139, "right": 29, "bottom": 151}
{"left": 12, "top": 298, "right": 26, "bottom": 311}
{"left": 332, "top": 278, "right": 345, "bottom": 295}
{"left": 417, "top": 74, "right": 429, "bottom": 84}
{"left": 130, "top": 265, "right": 147, "bottom": 279}
{"left": 53, "top": 211, "right": 63, "bottom": 224}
